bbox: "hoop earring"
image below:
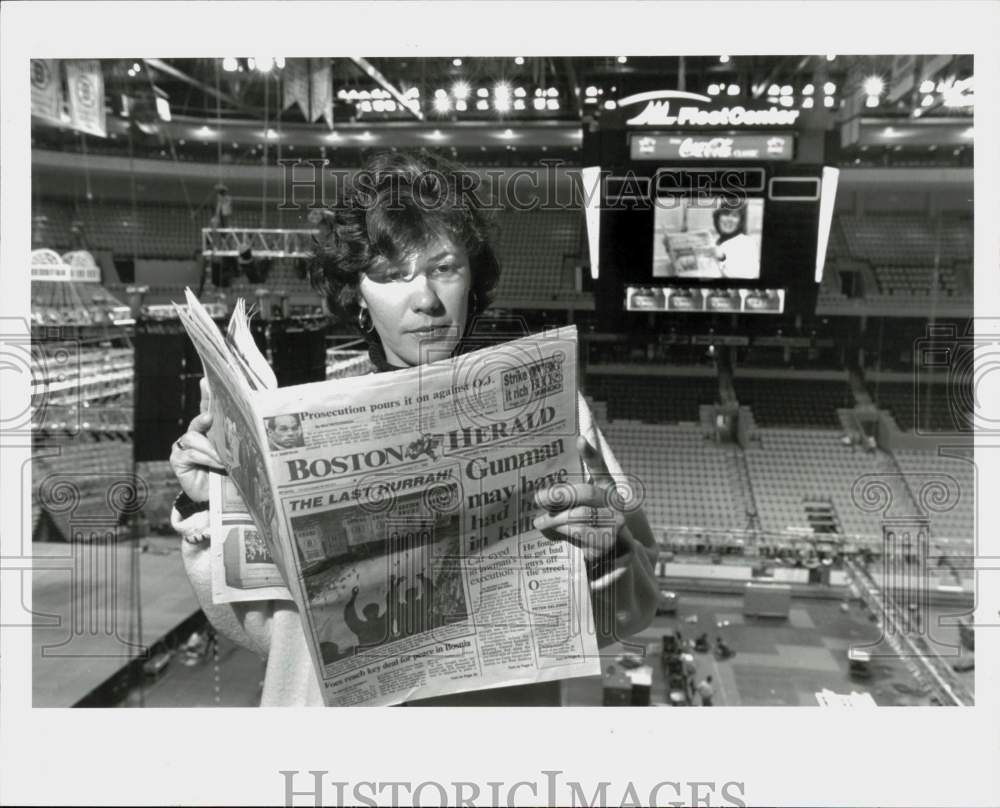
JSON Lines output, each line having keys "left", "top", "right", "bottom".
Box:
{"left": 357, "top": 307, "right": 375, "bottom": 334}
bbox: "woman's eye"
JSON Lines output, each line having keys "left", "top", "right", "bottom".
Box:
{"left": 433, "top": 264, "right": 459, "bottom": 276}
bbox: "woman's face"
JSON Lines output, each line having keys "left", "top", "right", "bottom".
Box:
{"left": 358, "top": 233, "right": 472, "bottom": 367}
{"left": 717, "top": 210, "right": 742, "bottom": 236}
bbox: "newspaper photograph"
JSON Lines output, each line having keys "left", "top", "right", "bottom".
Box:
{"left": 208, "top": 473, "right": 291, "bottom": 604}
{"left": 176, "top": 291, "right": 601, "bottom": 705}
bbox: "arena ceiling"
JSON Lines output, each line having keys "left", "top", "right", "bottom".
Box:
{"left": 96, "top": 54, "right": 973, "bottom": 126}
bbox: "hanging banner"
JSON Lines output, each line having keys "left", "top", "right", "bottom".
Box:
{"left": 283, "top": 59, "right": 310, "bottom": 116}
{"left": 31, "top": 59, "right": 63, "bottom": 126}
{"left": 887, "top": 55, "right": 917, "bottom": 104}
{"left": 309, "top": 58, "right": 333, "bottom": 129}
{"left": 65, "top": 59, "right": 107, "bottom": 138}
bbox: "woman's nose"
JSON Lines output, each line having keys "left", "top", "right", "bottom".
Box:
{"left": 409, "top": 274, "right": 444, "bottom": 312}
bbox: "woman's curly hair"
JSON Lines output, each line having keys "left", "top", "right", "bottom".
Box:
{"left": 309, "top": 150, "right": 500, "bottom": 333}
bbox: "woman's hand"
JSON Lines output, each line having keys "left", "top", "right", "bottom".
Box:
{"left": 531, "top": 436, "right": 626, "bottom": 562}
{"left": 169, "top": 378, "right": 226, "bottom": 503}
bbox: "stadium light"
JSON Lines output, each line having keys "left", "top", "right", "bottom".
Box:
{"left": 515, "top": 56, "right": 525, "bottom": 65}
{"left": 494, "top": 82, "right": 512, "bottom": 100}
{"left": 275, "top": 57, "right": 285, "bottom": 69}
{"left": 263, "top": 128, "right": 279, "bottom": 140}
{"left": 719, "top": 55, "right": 730, "bottom": 63}
{"left": 372, "top": 100, "right": 385, "bottom": 112}
{"left": 826, "top": 54, "right": 836, "bottom": 61}
{"left": 495, "top": 97, "right": 511, "bottom": 112}
{"left": 475, "top": 99, "right": 488, "bottom": 110}
{"left": 862, "top": 75, "right": 884, "bottom": 97}
{"left": 426, "top": 129, "right": 445, "bottom": 140}
{"left": 865, "top": 95, "right": 879, "bottom": 108}
{"left": 255, "top": 56, "right": 274, "bottom": 73}
{"left": 514, "top": 86, "right": 526, "bottom": 98}
{"left": 452, "top": 58, "right": 462, "bottom": 67}
{"left": 547, "top": 98, "right": 560, "bottom": 110}
{"left": 452, "top": 81, "right": 470, "bottom": 100}
{"left": 802, "top": 83, "right": 814, "bottom": 95}
{"left": 707, "top": 84, "right": 720, "bottom": 96}
{"left": 360, "top": 101, "right": 373, "bottom": 112}
{"left": 455, "top": 100, "right": 467, "bottom": 112}
{"left": 433, "top": 95, "right": 451, "bottom": 113}
{"left": 780, "top": 85, "right": 793, "bottom": 96}
{"left": 802, "top": 97, "right": 814, "bottom": 109}
{"left": 768, "top": 84, "right": 780, "bottom": 96}
{"left": 779, "top": 96, "right": 793, "bottom": 108}
{"left": 358, "top": 131, "right": 373, "bottom": 141}
{"left": 132, "top": 62, "right": 141, "bottom": 72}
{"left": 604, "top": 100, "right": 617, "bottom": 110}
{"left": 919, "top": 79, "right": 935, "bottom": 94}
{"left": 532, "top": 97, "right": 546, "bottom": 110}
{"left": 616, "top": 56, "right": 627, "bottom": 64}
{"left": 585, "top": 86, "right": 598, "bottom": 97}
{"left": 823, "top": 82, "right": 836, "bottom": 95}
{"left": 727, "top": 84, "right": 740, "bottom": 96}
{"left": 477, "top": 87, "right": 489, "bottom": 98}
{"left": 514, "top": 99, "right": 526, "bottom": 111}
{"left": 499, "top": 128, "right": 516, "bottom": 139}
{"left": 547, "top": 87, "right": 558, "bottom": 98}
{"left": 823, "top": 96, "right": 835, "bottom": 108}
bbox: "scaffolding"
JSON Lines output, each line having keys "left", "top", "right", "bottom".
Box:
{"left": 200, "top": 228, "right": 319, "bottom": 259}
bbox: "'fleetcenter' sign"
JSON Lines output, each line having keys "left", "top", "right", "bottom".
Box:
{"left": 618, "top": 90, "right": 800, "bottom": 128}
{"left": 630, "top": 132, "right": 795, "bottom": 161}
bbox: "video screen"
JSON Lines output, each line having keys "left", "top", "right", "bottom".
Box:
{"left": 652, "top": 197, "right": 764, "bottom": 281}
{"left": 625, "top": 286, "right": 785, "bottom": 315}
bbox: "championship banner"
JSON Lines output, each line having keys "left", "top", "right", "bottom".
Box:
{"left": 309, "top": 58, "right": 333, "bottom": 129}
{"left": 65, "top": 60, "right": 107, "bottom": 138}
{"left": 30, "top": 59, "right": 63, "bottom": 126}
{"left": 283, "top": 59, "right": 309, "bottom": 116}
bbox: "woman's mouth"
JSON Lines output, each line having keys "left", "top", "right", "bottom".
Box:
{"left": 408, "top": 325, "right": 452, "bottom": 336}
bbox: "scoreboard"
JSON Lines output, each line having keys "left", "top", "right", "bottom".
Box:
{"left": 582, "top": 89, "right": 838, "bottom": 326}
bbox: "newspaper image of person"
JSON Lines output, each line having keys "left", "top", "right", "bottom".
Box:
{"left": 169, "top": 150, "right": 659, "bottom": 706}
{"left": 265, "top": 413, "right": 305, "bottom": 451}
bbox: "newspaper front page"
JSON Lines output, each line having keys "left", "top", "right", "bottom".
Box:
{"left": 178, "top": 294, "right": 600, "bottom": 705}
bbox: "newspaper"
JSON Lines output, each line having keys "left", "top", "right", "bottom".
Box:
{"left": 176, "top": 290, "right": 601, "bottom": 706}
{"left": 208, "top": 473, "right": 290, "bottom": 603}
{"left": 663, "top": 230, "right": 720, "bottom": 275}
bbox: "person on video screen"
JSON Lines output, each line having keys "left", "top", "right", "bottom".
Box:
{"left": 713, "top": 202, "right": 760, "bottom": 280}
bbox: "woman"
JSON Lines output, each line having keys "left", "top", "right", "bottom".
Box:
{"left": 712, "top": 201, "right": 760, "bottom": 280}
{"left": 170, "top": 151, "right": 658, "bottom": 706}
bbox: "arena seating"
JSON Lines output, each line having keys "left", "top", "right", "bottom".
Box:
{"left": 733, "top": 377, "right": 854, "bottom": 427}
{"left": 493, "top": 209, "right": 583, "bottom": 301}
{"left": 33, "top": 199, "right": 310, "bottom": 259}
{"left": 830, "top": 213, "right": 973, "bottom": 300}
{"left": 868, "top": 381, "right": 971, "bottom": 433}
{"left": 744, "top": 429, "right": 911, "bottom": 538}
{"left": 584, "top": 374, "right": 719, "bottom": 423}
{"left": 893, "top": 449, "right": 975, "bottom": 541}
{"left": 599, "top": 422, "right": 746, "bottom": 531}
{"left": 871, "top": 264, "right": 960, "bottom": 297}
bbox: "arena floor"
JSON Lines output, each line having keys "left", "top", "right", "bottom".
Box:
{"left": 95, "top": 587, "right": 974, "bottom": 708}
